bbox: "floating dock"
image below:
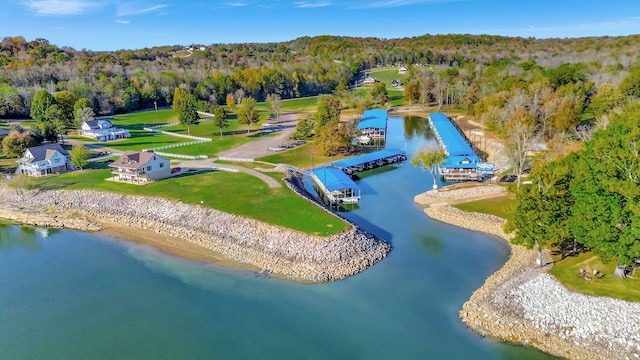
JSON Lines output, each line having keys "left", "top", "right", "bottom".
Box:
{"left": 310, "top": 148, "right": 407, "bottom": 204}
{"left": 310, "top": 166, "right": 361, "bottom": 204}
{"left": 331, "top": 148, "right": 407, "bottom": 175}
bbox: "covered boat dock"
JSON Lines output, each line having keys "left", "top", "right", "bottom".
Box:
{"left": 357, "top": 109, "right": 388, "bottom": 144}
{"left": 331, "top": 148, "right": 407, "bottom": 175}
{"left": 428, "top": 112, "right": 494, "bottom": 181}
{"left": 310, "top": 166, "right": 361, "bottom": 204}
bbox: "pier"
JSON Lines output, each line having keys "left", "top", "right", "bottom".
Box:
{"left": 310, "top": 148, "right": 407, "bottom": 204}
{"left": 428, "top": 112, "right": 494, "bottom": 181}
{"left": 310, "top": 166, "right": 361, "bottom": 204}
{"left": 331, "top": 148, "right": 407, "bottom": 175}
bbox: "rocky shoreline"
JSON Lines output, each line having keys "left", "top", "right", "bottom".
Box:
{"left": 0, "top": 183, "right": 391, "bottom": 282}
{"left": 415, "top": 185, "right": 640, "bottom": 360}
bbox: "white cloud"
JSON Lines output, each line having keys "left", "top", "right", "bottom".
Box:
{"left": 295, "top": 1, "right": 331, "bottom": 8}
{"left": 25, "top": 0, "right": 102, "bottom": 16}
{"left": 115, "top": 19, "right": 130, "bottom": 24}
{"left": 352, "top": 0, "right": 459, "bottom": 9}
{"left": 227, "top": 2, "right": 248, "bottom": 7}
{"left": 116, "top": 3, "right": 169, "bottom": 17}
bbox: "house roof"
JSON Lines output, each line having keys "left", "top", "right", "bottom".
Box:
{"left": 25, "top": 143, "right": 69, "bottom": 162}
{"left": 84, "top": 119, "right": 112, "bottom": 129}
{"left": 357, "top": 109, "right": 388, "bottom": 130}
{"left": 109, "top": 151, "right": 159, "bottom": 169}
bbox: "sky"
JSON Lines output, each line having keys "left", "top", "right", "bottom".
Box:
{"left": 2, "top": 0, "right": 640, "bottom": 51}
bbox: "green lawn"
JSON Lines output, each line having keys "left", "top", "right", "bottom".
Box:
{"left": 369, "top": 67, "right": 408, "bottom": 84}
{"left": 452, "top": 194, "right": 514, "bottom": 219}
{"left": 114, "top": 109, "right": 178, "bottom": 128}
{"left": 26, "top": 165, "right": 348, "bottom": 235}
{"left": 257, "top": 142, "right": 349, "bottom": 169}
{"left": 549, "top": 252, "right": 640, "bottom": 302}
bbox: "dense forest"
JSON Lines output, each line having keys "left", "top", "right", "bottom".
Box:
{"left": 1, "top": 33, "right": 639, "bottom": 118}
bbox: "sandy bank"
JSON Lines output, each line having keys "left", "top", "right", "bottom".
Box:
{"left": 0, "top": 182, "right": 391, "bottom": 282}
{"left": 415, "top": 185, "right": 640, "bottom": 360}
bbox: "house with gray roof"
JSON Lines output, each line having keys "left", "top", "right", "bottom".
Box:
{"left": 16, "top": 143, "right": 75, "bottom": 177}
{"left": 78, "top": 119, "right": 130, "bottom": 141}
{"left": 108, "top": 151, "right": 170, "bottom": 183}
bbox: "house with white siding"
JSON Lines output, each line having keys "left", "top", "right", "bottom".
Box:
{"left": 78, "top": 119, "right": 130, "bottom": 141}
{"left": 16, "top": 143, "right": 75, "bottom": 177}
{"left": 108, "top": 151, "right": 170, "bottom": 183}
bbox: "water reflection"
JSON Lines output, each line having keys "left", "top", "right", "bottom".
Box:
{"left": 0, "top": 223, "right": 45, "bottom": 252}
{"left": 404, "top": 115, "right": 434, "bottom": 141}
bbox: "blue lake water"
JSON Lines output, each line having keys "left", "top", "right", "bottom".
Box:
{"left": 0, "top": 116, "right": 555, "bottom": 359}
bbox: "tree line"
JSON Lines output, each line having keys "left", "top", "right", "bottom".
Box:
{"left": 1, "top": 33, "right": 639, "bottom": 120}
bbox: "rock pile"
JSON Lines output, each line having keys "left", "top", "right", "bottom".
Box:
{"left": 0, "top": 184, "right": 390, "bottom": 282}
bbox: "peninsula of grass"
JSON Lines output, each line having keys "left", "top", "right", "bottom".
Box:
{"left": 25, "top": 165, "right": 348, "bottom": 235}
{"left": 452, "top": 194, "right": 514, "bottom": 219}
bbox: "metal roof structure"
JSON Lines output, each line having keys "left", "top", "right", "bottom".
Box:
{"left": 310, "top": 166, "right": 359, "bottom": 192}
{"left": 331, "top": 148, "right": 406, "bottom": 169}
{"left": 429, "top": 112, "right": 476, "bottom": 157}
{"left": 357, "top": 109, "right": 388, "bottom": 130}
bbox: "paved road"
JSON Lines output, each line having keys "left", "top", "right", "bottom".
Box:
{"left": 217, "top": 113, "right": 300, "bottom": 160}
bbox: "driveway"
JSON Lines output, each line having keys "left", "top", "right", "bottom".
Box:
{"left": 217, "top": 113, "right": 300, "bottom": 160}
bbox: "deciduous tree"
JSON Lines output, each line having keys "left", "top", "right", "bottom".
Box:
{"left": 213, "top": 106, "right": 229, "bottom": 138}
{"left": 30, "top": 89, "right": 55, "bottom": 122}
{"left": 69, "top": 145, "right": 89, "bottom": 170}
{"left": 266, "top": 93, "right": 281, "bottom": 123}
{"left": 178, "top": 93, "right": 199, "bottom": 136}
{"left": 237, "top": 97, "right": 259, "bottom": 133}
{"left": 411, "top": 147, "right": 447, "bottom": 189}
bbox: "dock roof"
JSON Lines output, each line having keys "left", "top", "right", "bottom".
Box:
{"left": 357, "top": 109, "right": 388, "bottom": 130}
{"left": 331, "top": 148, "right": 405, "bottom": 169}
{"left": 429, "top": 112, "right": 475, "bottom": 157}
{"left": 311, "top": 167, "right": 360, "bottom": 192}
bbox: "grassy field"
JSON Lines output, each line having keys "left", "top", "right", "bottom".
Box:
{"left": 24, "top": 163, "right": 348, "bottom": 235}
{"left": 257, "top": 142, "right": 350, "bottom": 169}
{"left": 549, "top": 252, "right": 640, "bottom": 302}
{"left": 452, "top": 193, "right": 514, "bottom": 219}
{"left": 368, "top": 67, "right": 408, "bottom": 85}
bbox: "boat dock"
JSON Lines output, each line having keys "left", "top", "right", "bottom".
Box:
{"left": 310, "top": 166, "right": 361, "bottom": 204}
{"left": 330, "top": 148, "right": 407, "bottom": 175}
{"left": 310, "top": 148, "right": 407, "bottom": 205}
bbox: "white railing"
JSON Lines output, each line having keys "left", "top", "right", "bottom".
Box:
{"left": 147, "top": 151, "right": 209, "bottom": 160}
{"left": 217, "top": 157, "right": 255, "bottom": 163}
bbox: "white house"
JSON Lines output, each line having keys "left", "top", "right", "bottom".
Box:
{"left": 78, "top": 119, "right": 130, "bottom": 141}
{"left": 362, "top": 76, "right": 378, "bottom": 85}
{"left": 16, "top": 143, "right": 75, "bottom": 177}
{"left": 398, "top": 65, "right": 407, "bottom": 74}
{"left": 108, "top": 151, "right": 170, "bottom": 183}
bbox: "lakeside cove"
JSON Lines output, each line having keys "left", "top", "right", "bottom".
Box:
{"left": 415, "top": 185, "right": 640, "bottom": 360}
{"left": 0, "top": 182, "right": 390, "bottom": 282}
{"left": 2, "top": 114, "right": 635, "bottom": 359}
